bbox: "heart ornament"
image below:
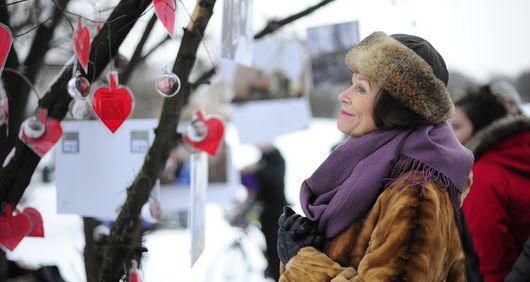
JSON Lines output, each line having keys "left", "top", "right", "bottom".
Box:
{"left": 0, "top": 204, "right": 30, "bottom": 251}
{"left": 92, "top": 71, "right": 133, "bottom": 133}
{"left": 184, "top": 110, "right": 225, "bottom": 156}
{"left": 19, "top": 109, "right": 63, "bottom": 157}
{"left": 0, "top": 22, "right": 13, "bottom": 76}
{"left": 73, "top": 17, "right": 91, "bottom": 73}
{"left": 22, "top": 207, "right": 44, "bottom": 238}
{"left": 154, "top": 0, "right": 176, "bottom": 37}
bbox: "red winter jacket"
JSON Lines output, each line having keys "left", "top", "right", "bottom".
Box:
{"left": 463, "top": 116, "right": 530, "bottom": 282}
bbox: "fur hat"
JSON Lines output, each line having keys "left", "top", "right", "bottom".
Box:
{"left": 345, "top": 31, "right": 453, "bottom": 124}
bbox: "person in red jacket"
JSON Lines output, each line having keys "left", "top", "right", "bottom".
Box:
{"left": 451, "top": 85, "right": 530, "bottom": 282}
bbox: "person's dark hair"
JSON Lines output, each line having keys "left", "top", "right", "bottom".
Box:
{"left": 373, "top": 90, "right": 429, "bottom": 129}
{"left": 455, "top": 85, "right": 508, "bottom": 134}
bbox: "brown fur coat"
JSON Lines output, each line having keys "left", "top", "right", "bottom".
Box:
{"left": 280, "top": 171, "right": 467, "bottom": 281}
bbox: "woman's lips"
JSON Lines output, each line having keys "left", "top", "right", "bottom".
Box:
{"left": 339, "top": 110, "right": 353, "bottom": 117}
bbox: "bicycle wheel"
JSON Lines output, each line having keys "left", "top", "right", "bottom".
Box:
{"left": 204, "top": 239, "right": 252, "bottom": 282}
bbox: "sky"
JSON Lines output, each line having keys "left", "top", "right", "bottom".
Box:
{"left": 122, "top": 0, "right": 530, "bottom": 84}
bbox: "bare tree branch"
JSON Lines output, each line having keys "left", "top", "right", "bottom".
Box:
{"left": 140, "top": 34, "right": 171, "bottom": 60}
{"left": 254, "top": 0, "right": 336, "bottom": 39}
{"left": 99, "top": 1, "right": 217, "bottom": 280}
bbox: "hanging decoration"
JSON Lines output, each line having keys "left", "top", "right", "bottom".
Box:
{"left": 153, "top": 0, "right": 176, "bottom": 38}
{"left": 92, "top": 71, "right": 133, "bottom": 133}
{"left": 0, "top": 23, "right": 12, "bottom": 76}
{"left": 155, "top": 68, "right": 181, "bottom": 97}
{"left": 128, "top": 260, "right": 143, "bottom": 282}
{"left": 184, "top": 110, "right": 225, "bottom": 157}
{"left": 19, "top": 108, "right": 63, "bottom": 157}
{"left": 67, "top": 68, "right": 92, "bottom": 120}
{"left": 0, "top": 204, "right": 45, "bottom": 251}
{"left": 67, "top": 71, "right": 91, "bottom": 99}
{"left": 73, "top": 17, "right": 91, "bottom": 73}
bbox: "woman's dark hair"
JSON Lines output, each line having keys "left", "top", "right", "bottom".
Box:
{"left": 373, "top": 90, "right": 429, "bottom": 129}
{"left": 455, "top": 85, "right": 508, "bottom": 134}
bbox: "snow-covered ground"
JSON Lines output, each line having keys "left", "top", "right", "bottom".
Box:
{"left": 6, "top": 118, "right": 344, "bottom": 282}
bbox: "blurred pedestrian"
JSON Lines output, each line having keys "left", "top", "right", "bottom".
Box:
{"left": 235, "top": 144, "right": 287, "bottom": 280}
{"left": 277, "top": 31, "right": 474, "bottom": 281}
{"left": 452, "top": 85, "right": 530, "bottom": 282}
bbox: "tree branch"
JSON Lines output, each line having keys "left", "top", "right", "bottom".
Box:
{"left": 140, "top": 34, "right": 171, "bottom": 61}
{"left": 121, "top": 13, "right": 157, "bottom": 84}
{"left": 0, "top": 0, "right": 152, "bottom": 207}
{"left": 254, "top": 0, "right": 336, "bottom": 39}
{"left": 99, "top": 1, "right": 217, "bottom": 281}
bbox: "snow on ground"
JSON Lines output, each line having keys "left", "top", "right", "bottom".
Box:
{"left": 6, "top": 118, "right": 343, "bottom": 281}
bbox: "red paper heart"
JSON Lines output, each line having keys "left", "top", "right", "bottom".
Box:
{"left": 22, "top": 207, "right": 44, "bottom": 238}
{"left": 0, "top": 205, "right": 30, "bottom": 251}
{"left": 73, "top": 18, "right": 91, "bottom": 73}
{"left": 184, "top": 111, "right": 225, "bottom": 156}
{"left": 0, "top": 23, "right": 13, "bottom": 76}
{"left": 154, "top": 0, "right": 176, "bottom": 37}
{"left": 20, "top": 109, "right": 63, "bottom": 157}
{"left": 92, "top": 72, "right": 133, "bottom": 133}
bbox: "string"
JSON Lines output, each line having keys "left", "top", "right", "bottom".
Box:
{"left": 108, "top": 24, "right": 113, "bottom": 73}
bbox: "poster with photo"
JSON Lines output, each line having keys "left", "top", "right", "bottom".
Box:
{"left": 223, "top": 40, "right": 313, "bottom": 144}
{"left": 221, "top": 0, "right": 253, "bottom": 66}
{"left": 306, "top": 21, "right": 360, "bottom": 89}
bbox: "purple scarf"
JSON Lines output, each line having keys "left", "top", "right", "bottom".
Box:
{"left": 300, "top": 122, "right": 474, "bottom": 239}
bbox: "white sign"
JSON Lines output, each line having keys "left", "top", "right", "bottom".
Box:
{"left": 56, "top": 120, "right": 239, "bottom": 218}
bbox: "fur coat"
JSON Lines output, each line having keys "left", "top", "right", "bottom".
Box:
{"left": 280, "top": 171, "right": 468, "bottom": 281}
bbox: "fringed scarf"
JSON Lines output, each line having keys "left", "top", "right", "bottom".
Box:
{"left": 300, "top": 122, "right": 474, "bottom": 239}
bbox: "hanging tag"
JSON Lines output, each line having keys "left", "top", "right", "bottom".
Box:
{"left": 190, "top": 151, "right": 207, "bottom": 266}
{"left": 184, "top": 110, "right": 225, "bottom": 157}
{"left": 0, "top": 23, "right": 13, "bottom": 76}
{"left": 73, "top": 17, "right": 91, "bottom": 73}
{"left": 153, "top": 0, "right": 176, "bottom": 37}
{"left": 92, "top": 71, "right": 133, "bottom": 133}
{"left": 19, "top": 108, "right": 63, "bottom": 157}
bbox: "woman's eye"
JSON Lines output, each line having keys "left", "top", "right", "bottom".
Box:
{"left": 357, "top": 86, "right": 366, "bottom": 94}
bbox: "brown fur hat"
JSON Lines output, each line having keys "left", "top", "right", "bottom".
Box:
{"left": 345, "top": 31, "right": 454, "bottom": 124}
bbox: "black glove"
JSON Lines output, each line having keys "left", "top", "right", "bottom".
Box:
{"left": 277, "top": 206, "right": 324, "bottom": 265}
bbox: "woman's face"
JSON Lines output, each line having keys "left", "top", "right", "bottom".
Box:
{"left": 337, "top": 73, "right": 380, "bottom": 137}
{"left": 449, "top": 107, "right": 473, "bottom": 144}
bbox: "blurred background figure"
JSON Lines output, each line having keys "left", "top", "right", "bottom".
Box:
{"left": 450, "top": 84, "right": 530, "bottom": 282}
{"left": 450, "top": 84, "right": 509, "bottom": 144}
{"left": 230, "top": 144, "right": 287, "bottom": 281}
{"left": 489, "top": 80, "right": 523, "bottom": 115}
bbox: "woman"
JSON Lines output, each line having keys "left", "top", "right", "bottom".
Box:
{"left": 450, "top": 85, "right": 509, "bottom": 144}
{"left": 453, "top": 87, "right": 530, "bottom": 282}
{"left": 277, "top": 31, "right": 474, "bottom": 281}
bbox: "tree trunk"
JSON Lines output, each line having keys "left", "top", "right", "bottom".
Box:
{"left": 99, "top": 1, "right": 217, "bottom": 281}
